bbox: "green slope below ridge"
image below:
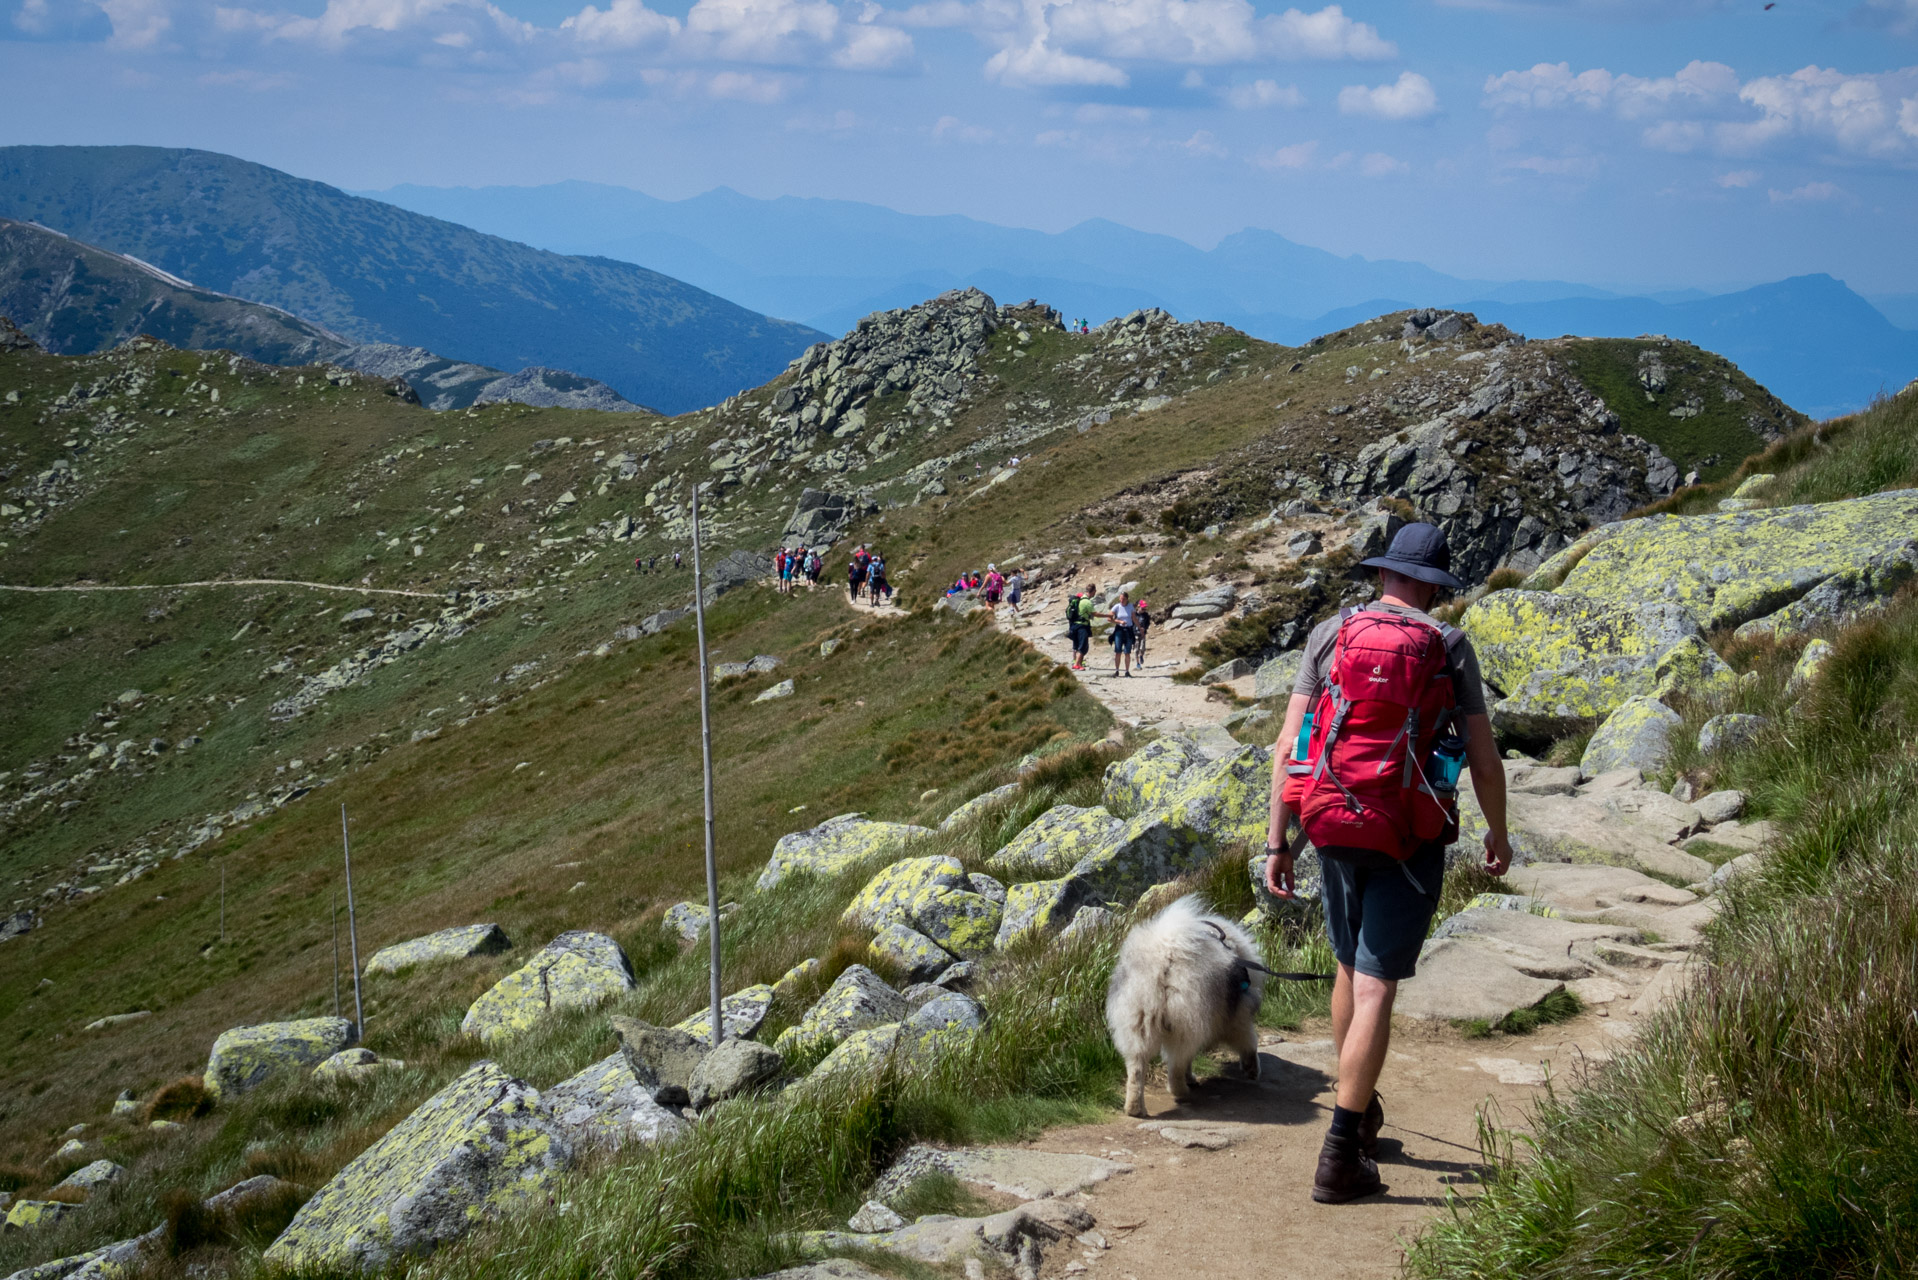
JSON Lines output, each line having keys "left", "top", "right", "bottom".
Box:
{"left": 0, "top": 146, "right": 826, "bottom": 414}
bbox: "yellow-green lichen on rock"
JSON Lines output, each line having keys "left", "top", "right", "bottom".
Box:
{"left": 264, "top": 1061, "right": 570, "bottom": 1272}
{"left": 800, "top": 1023, "right": 904, "bottom": 1090}
{"left": 771, "top": 957, "right": 821, "bottom": 1001}
{"left": 203, "top": 1016, "right": 356, "bottom": 1100}
{"left": 5, "top": 1200, "right": 78, "bottom": 1230}
{"left": 1067, "top": 813, "right": 1208, "bottom": 904}
{"left": 842, "top": 856, "right": 965, "bottom": 931}
{"left": 756, "top": 814, "right": 933, "bottom": 890}
{"left": 910, "top": 886, "right": 1002, "bottom": 959}
{"left": 1580, "top": 696, "right": 1682, "bottom": 777}
{"left": 1557, "top": 490, "right": 1918, "bottom": 631}
{"left": 773, "top": 964, "right": 910, "bottom": 1058}
{"left": 1156, "top": 745, "right": 1273, "bottom": 850}
{"left": 460, "top": 931, "right": 633, "bottom": 1045}
{"left": 671, "top": 984, "right": 774, "bottom": 1042}
{"left": 988, "top": 805, "right": 1124, "bottom": 882}
{"left": 363, "top": 923, "right": 512, "bottom": 976}
{"left": 993, "top": 877, "right": 1094, "bottom": 949}
{"left": 538, "top": 1053, "right": 687, "bottom": 1152}
{"left": 1462, "top": 590, "right": 1715, "bottom": 739}
{"left": 868, "top": 923, "right": 957, "bottom": 984}
{"left": 1101, "top": 738, "right": 1205, "bottom": 815}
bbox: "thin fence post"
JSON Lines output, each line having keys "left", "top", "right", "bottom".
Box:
{"left": 690, "top": 484, "right": 724, "bottom": 1048}
{"left": 341, "top": 805, "right": 365, "bottom": 1037}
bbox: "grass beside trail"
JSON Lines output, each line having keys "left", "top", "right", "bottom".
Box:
{"left": 1408, "top": 594, "right": 1918, "bottom": 1279}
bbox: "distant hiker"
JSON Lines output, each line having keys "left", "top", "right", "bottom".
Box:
{"left": 1006, "top": 569, "right": 1025, "bottom": 616}
{"left": 774, "top": 547, "right": 788, "bottom": 594}
{"left": 634, "top": 555, "right": 645, "bottom": 575}
{"left": 868, "top": 554, "right": 890, "bottom": 605}
{"left": 806, "top": 550, "right": 822, "bottom": 589}
{"left": 849, "top": 554, "right": 867, "bottom": 603}
{"left": 1264, "top": 522, "right": 1512, "bottom": 1206}
{"left": 673, "top": 550, "right": 683, "bottom": 571}
{"left": 1066, "top": 587, "right": 1096, "bottom": 670}
{"left": 1134, "top": 598, "right": 1152, "bottom": 666}
{"left": 983, "top": 564, "right": 1005, "bottom": 609}
{"left": 1108, "top": 591, "right": 1136, "bottom": 677}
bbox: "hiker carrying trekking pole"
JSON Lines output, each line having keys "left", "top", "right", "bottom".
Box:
{"left": 1264, "top": 522, "right": 1512, "bottom": 1204}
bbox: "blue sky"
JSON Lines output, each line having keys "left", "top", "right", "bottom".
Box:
{"left": 5, "top": 0, "right": 1917, "bottom": 293}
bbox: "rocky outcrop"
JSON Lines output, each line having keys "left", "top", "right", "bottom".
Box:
{"left": 687, "top": 1038, "right": 785, "bottom": 1108}
{"left": 1102, "top": 738, "right": 1207, "bottom": 814}
{"left": 203, "top": 1016, "right": 356, "bottom": 1099}
{"left": 265, "top": 1061, "right": 570, "bottom": 1271}
{"left": 364, "top": 923, "right": 512, "bottom": 975}
{"left": 989, "top": 805, "right": 1125, "bottom": 881}
{"left": 774, "top": 964, "right": 909, "bottom": 1058}
{"left": 538, "top": 1052, "right": 688, "bottom": 1150}
{"left": 782, "top": 488, "right": 869, "bottom": 546}
{"left": 461, "top": 932, "right": 634, "bottom": 1044}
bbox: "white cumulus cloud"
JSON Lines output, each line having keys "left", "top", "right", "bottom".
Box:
{"left": 1768, "top": 180, "right": 1843, "bottom": 202}
{"left": 1226, "top": 77, "right": 1303, "bottom": 108}
{"left": 1338, "top": 70, "right": 1437, "bottom": 119}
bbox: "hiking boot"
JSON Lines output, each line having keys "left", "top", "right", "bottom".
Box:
{"left": 1360, "top": 1092, "right": 1384, "bottom": 1159}
{"left": 1311, "top": 1133, "right": 1383, "bottom": 1204}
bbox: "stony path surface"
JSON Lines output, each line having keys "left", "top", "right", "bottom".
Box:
{"left": 0, "top": 577, "right": 443, "bottom": 598}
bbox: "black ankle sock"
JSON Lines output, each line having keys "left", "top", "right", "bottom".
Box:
{"left": 1329, "top": 1105, "right": 1362, "bottom": 1140}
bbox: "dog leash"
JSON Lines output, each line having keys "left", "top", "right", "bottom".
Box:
{"left": 1203, "top": 920, "right": 1334, "bottom": 983}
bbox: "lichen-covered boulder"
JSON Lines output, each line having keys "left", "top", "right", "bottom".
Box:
{"left": 52, "top": 1160, "right": 124, "bottom": 1193}
{"left": 772, "top": 957, "right": 820, "bottom": 1001}
{"left": 265, "top": 1061, "right": 571, "bottom": 1271}
{"left": 364, "top": 924, "right": 511, "bottom": 976}
{"left": 1253, "top": 650, "right": 1304, "bottom": 701}
{"left": 664, "top": 902, "right": 711, "bottom": 942}
{"left": 1698, "top": 713, "right": 1771, "bottom": 756}
{"left": 5, "top": 1200, "right": 78, "bottom": 1230}
{"left": 1738, "top": 541, "right": 1918, "bottom": 639}
{"left": 538, "top": 1053, "right": 687, "bottom": 1152}
{"left": 1463, "top": 591, "right": 1720, "bottom": 738}
{"left": 1556, "top": 491, "right": 1918, "bottom": 632}
{"left": 903, "top": 991, "right": 987, "bottom": 1044}
{"left": 803, "top": 1024, "right": 904, "bottom": 1087}
{"left": 461, "top": 932, "right": 634, "bottom": 1044}
{"left": 1058, "top": 906, "right": 1116, "bottom": 940}
{"left": 967, "top": 872, "right": 1006, "bottom": 903}
{"left": 757, "top": 815, "right": 933, "bottom": 890}
{"left": 688, "top": 1038, "right": 785, "bottom": 1109}
{"left": 842, "top": 856, "right": 965, "bottom": 931}
{"left": 774, "top": 964, "right": 910, "bottom": 1057}
{"left": 994, "top": 877, "right": 1095, "bottom": 949}
{"left": 1157, "top": 745, "right": 1273, "bottom": 850}
{"left": 989, "top": 805, "right": 1125, "bottom": 881}
{"left": 939, "top": 784, "right": 1021, "bottom": 832}
{"left": 868, "top": 923, "right": 956, "bottom": 984}
{"left": 313, "top": 1047, "right": 405, "bottom": 1082}
{"left": 611, "top": 1018, "right": 710, "bottom": 1103}
{"left": 1102, "top": 738, "right": 1206, "bottom": 814}
{"left": 672, "top": 984, "right": 775, "bottom": 1042}
{"left": 1788, "top": 639, "right": 1833, "bottom": 695}
{"left": 204, "top": 1016, "right": 356, "bottom": 1099}
{"left": 1580, "top": 697, "right": 1682, "bottom": 777}
{"left": 1067, "top": 813, "right": 1209, "bottom": 903}
{"left": 909, "top": 887, "right": 1002, "bottom": 959}
{"left": 1249, "top": 851, "right": 1324, "bottom": 915}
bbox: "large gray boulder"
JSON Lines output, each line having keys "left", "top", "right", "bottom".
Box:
{"left": 539, "top": 1053, "right": 688, "bottom": 1152}
{"left": 264, "top": 1062, "right": 571, "bottom": 1271}
{"left": 364, "top": 924, "right": 512, "bottom": 975}
{"left": 773, "top": 964, "right": 910, "bottom": 1057}
{"left": 461, "top": 931, "right": 634, "bottom": 1044}
{"left": 688, "top": 1038, "right": 785, "bottom": 1109}
{"left": 204, "top": 1017, "right": 356, "bottom": 1100}
{"left": 990, "top": 805, "right": 1125, "bottom": 881}
{"left": 757, "top": 814, "right": 932, "bottom": 890}
{"left": 611, "top": 1018, "right": 710, "bottom": 1105}
{"left": 1580, "top": 697, "right": 1682, "bottom": 777}
{"left": 1697, "top": 713, "right": 1771, "bottom": 756}
{"left": 1102, "top": 738, "right": 1205, "bottom": 813}
{"left": 868, "top": 923, "right": 956, "bottom": 984}
{"left": 1253, "top": 650, "right": 1304, "bottom": 700}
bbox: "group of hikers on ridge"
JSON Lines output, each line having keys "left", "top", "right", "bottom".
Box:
{"left": 946, "top": 563, "right": 1025, "bottom": 613}
{"left": 846, "top": 545, "right": 894, "bottom": 606}
{"left": 772, "top": 545, "right": 825, "bottom": 595}
{"left": 1063, "top": 585, "right": 1152, "bottom": 675}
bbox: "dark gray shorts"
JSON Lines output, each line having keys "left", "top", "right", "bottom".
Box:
{"left": 1318, "top": 844, "right": 1447, "bottom": 982}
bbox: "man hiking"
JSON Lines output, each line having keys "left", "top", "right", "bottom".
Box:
{"left": 1264, "top": 522, "right": 1512, "bottom": 1204}
{"left": 1065, "top": 586, "right": 1096, "bottom": 670}
{"left": 1006, "top": 568, "right": 1025, "bottom": 617}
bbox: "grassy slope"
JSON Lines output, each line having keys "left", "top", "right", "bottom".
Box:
{"left": 1409, "top": 386, "right": 1918, "bottom": 1279}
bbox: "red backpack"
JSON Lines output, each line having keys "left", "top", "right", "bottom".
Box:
{"left": 1285, "top": 608, "right": 1460, "bottom": 860}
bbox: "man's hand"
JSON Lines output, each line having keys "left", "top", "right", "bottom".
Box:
{"left": 1264, "top": 850, "right": 1297, "bottom": 900}
{"left": 1483, "top": 831, "right": 1513, "bottom": 877}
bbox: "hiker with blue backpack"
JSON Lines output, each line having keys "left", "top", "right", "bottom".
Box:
{"left": 1263, "top": 522, "right": 1513, "bottom": 1205}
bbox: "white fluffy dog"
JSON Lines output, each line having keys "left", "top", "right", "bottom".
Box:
{"left": 1105, "top": 895, "right": 1265, "bottom": 1117}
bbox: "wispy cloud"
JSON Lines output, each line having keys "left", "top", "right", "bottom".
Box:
{"left": 1338, "top": 70, "right": 1437, "bottom": 119}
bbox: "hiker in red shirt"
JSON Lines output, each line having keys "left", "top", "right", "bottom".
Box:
{"left": 1264, "top": 522, "right": 1513, "bottom": 1205}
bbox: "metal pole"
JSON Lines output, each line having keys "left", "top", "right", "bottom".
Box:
{"left": 340, "top": 805, "right": 365, "bottom": 1036}
{"left": 332, "top": 891, "right": 342, "bottom": 1019}
{"left": 689, "top": 484, "right": 724, "bottom": 1048}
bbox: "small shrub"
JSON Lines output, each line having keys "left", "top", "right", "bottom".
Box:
{"left": 0, "top": 1162, "right": 41, "bottom": 1192}
{"left": 227, "top": 1179, "right": 308, "bottom": 1247}
{"left": 162, "top": 1188, "right": 225, "bottom": 1255}
{"left": 142, "top": 1077, "right": 212, "bottom": 1124}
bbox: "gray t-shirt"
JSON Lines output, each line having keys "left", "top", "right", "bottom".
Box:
{"left": 1291, "top": 602, "right": 1488, "bottom": 717}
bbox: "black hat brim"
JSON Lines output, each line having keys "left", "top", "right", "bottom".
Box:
{"left": 1359, "top": 554, "right": 1464, "bottom": 591}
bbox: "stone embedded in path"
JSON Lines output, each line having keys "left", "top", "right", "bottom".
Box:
{"left": 204, "top": 1016, "right": 356, "bottom": 1100}
{"left": 363, "top": 923, "right": 512, "bottom": 975}
{"left": 1460, "top": 786, "right": 1713, "bottom": 883}
{"left": 672, "top": 984, "right": 775, "bottom": 1042}
{"left": 461, "top": 931, "right": 634, "bottom": 1044}
{"left": 1590, "top": 788, "right": 1704, "bottom": 844}
{"left": 873, "top": 1145, "right": 1133, "bottom": 1202}
{"left": 540, "top": 1053, "right": 688, "bottom": 1151}
{"left": 1694, "top": 789, "right": 1745, "bottom": 825}
{"left": 774, "top": 964, "right": 910, "bottom": 1058}
{"left": 1396, "top": 939, "right": 1568, "bottom": 1023}
{"left": 745, "top": 1263, "right": 889, "bottom": 1280}
{"left": 757, "top": 814, "right": 932, "bottom": 890}
{"left": 1581, "top": 697, "right": 1681, "bottom": 777}
{"left": 265, "top": 1061, "right": 570, "bottom": 1271}
{"left": 1505, "top": 761, "right": 1581, "bottom": 796}
{"left": 1505, "top": 862, "right": 1696, "bottom": 914}
{"left": 1681, "top": 818, "right": 1776, "bottom": 854}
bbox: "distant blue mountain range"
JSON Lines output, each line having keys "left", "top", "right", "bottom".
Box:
{"left": 372, "top": 180, "right": 1918, "bottom": 419}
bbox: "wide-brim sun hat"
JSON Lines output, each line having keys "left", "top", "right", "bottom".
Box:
{"left": 1359, "top": 521, "right": 1464, "bottom": 591}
